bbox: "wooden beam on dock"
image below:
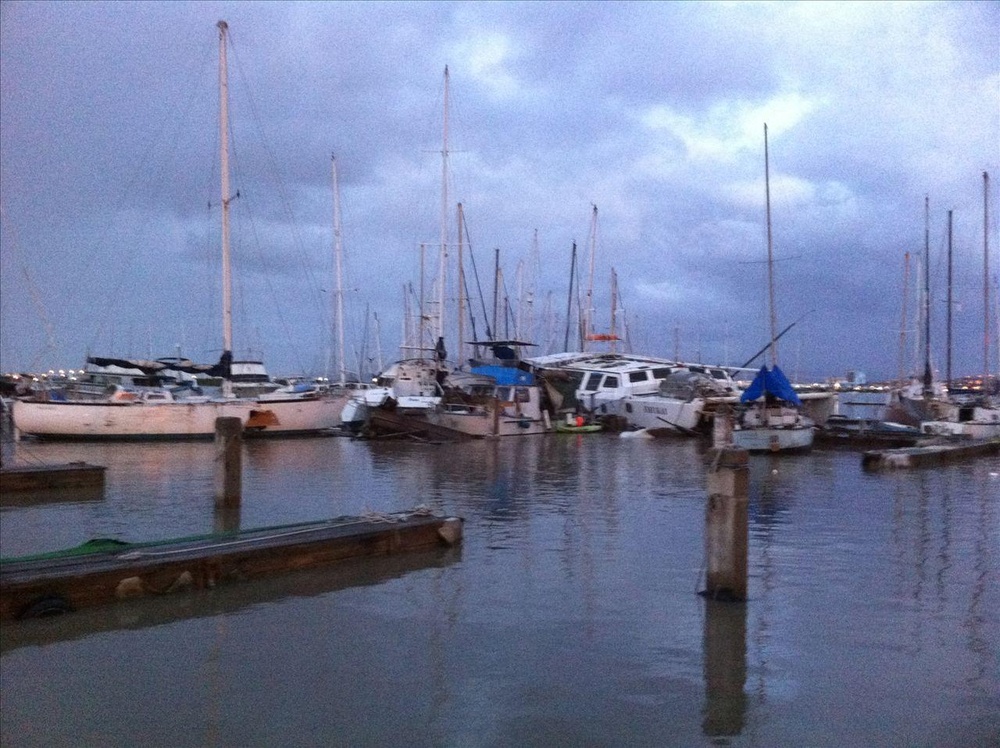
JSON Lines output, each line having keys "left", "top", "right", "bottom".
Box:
{"left": 1, "top": 509, "right": 463, "bottom": 621}
{"left": 0, "top": 462, "right": 106, "bottom": 493}
{"left": 862, "top": 438, "right": 1000, "bottom": 470}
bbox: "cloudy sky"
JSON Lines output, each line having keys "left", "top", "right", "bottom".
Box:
{"left": 2, "top": 0, "right": 997, "bottom": 382}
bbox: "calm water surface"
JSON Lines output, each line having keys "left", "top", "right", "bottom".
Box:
{"left": 1, "top": 430, "right": 997, "bottom": 747}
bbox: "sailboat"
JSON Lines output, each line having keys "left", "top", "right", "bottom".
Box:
{"left": 12, "top": 21, "right": 344, "bottom": 440}
{"left": 919, "top": 173, "right": 1000, "bottom": 438}
{"left": 731, "top": 124, "right": 814, "bottom": 453}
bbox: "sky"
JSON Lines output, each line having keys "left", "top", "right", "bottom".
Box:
{"left": 1, "top": 0, "right": 998, "bottom": 383}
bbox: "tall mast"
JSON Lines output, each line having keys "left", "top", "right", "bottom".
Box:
{"left": 218, "top": 20, "right": 234, "bottom": 396}
{"left": 584, "top": 205, "right": 598, "bottom": 351}
{"left": 564, "top": 242, "right": 577, "bottom": 352}
{"left": 985, "top": 172, "right": 992, "bottom": 380}
{"left": 764, "top": 123, "right": 778, "bottom": 367}
{"left": 456, "top": 202, "right": 465, "bottom": 366}
{"left": 418, "top": 243, "right": 426, "bottom": 355}
{"left": 923, "top": 196, "right": 933, "bottom": 393}
{"left": 492, "top": 247, "right": 500, "bottom": 340}
{"left": 331, "top": 154, "right": 346, "bottom": 385}
{"left": 610, "top": 268, "right": 618, "bottom": 353}
{"left": 438, "top": 66, "right": 450, "bottom": 346}
{"left": 946, "top": 209, "right": 953, "bottom": 391}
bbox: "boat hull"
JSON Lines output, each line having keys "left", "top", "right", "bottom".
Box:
{"left": 605, "top": 395, "right": 706, "bottom": 434}
{"left": 12, "top": 395, "right": 347, "bottom": 440}
{"left": 732, "top": 425, "right": 814, "bottom": 453}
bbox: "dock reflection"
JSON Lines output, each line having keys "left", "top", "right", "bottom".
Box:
{"left": 0, "top": 546, "right": 461, "bottom": 654}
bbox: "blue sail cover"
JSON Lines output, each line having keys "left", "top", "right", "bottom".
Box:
{"left": 470, "top": 365, "right": 535, "bottom": 386}
{"left": 739, "top": 365, "right": 802, "bottom": 406}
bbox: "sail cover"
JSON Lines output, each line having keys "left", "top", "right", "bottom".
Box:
{"left": 739, "top": 365, "right": 802, "bottom": 406}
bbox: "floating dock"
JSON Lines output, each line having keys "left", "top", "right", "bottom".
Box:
{"left": 0, "top": 462, "right": 106, "bottom": 492}
{"left": 0, "top": 508, "right": 463, "bottom": 621}
{"left": 861, "top": 438, "right": 1000, "bottom": 470}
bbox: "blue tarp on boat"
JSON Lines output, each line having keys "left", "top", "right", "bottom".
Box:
{"left": 740, "top": 365, "right": 802, "bottom": 406}
{"left": 469, "top": 365, "right": 535, "bottom": 386}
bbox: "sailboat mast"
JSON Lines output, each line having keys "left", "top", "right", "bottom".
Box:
{"left": 492, "top": 247, "right": 500, "bottom": 340}
{"left": 899, "top": 251, "right": 910, "bottom": 385}
{"left": 584, "top": 205, "right": 598, "bottom": 351}
{"left": 764, "top": 124, "right": 778, "bottom": 367}
{"left": 610, "top": 268, "right": 618, "bottom": 354}
{"left": 985, "top": 171, "right": 991, "bottom": 381}
{"left": 923, "top": 195, "right": 933, "bottom": 393}
{"left": 946, "top": 209, "right": 953, "bottom": 391}
{"left": 457, "top": 202, "right": 465, "bottom": 366}
{"left": 438, "top": 66, "right": 450, "bottom": 347}
{"left": 564, "top": 242, "right": 577, "bottom": 352}
{"left": 218, "top": 20, "right": 233, "bottom": 394}
{"left": 332, "top": 154, "right": 346, "bottom": 385}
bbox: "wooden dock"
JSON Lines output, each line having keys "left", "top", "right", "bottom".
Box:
{"left": 0, "top": 508, "right": 463, "bottom": 621}
{"left": 861, "top": 438, "right": 1000, "bottom": 470}
{"left": 0, "top": 462, "right": 106, "bottom": 492}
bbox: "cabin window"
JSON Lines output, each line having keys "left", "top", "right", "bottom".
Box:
{"left": 602, "top": 376, "right": 619, "bottom": 389}
{"left": 625, "top": 403, "right": 633, "bottom": 413}
{"left": 628, "top": 371, "right": 649, "bottom": 383}
{"left": 652, "top": 368, "right": 671, "bottom": 379}
{"left": 711, "top": 369, "right": 727, "bottom": 380}
{"left": 583, "top": 373, "right": 603, "bottom": 391}
{"left": 496, "top": 387, "right": 511, "bottom": 401}
{"left": 514, "top": 387, "right": 531, "bottom": 403}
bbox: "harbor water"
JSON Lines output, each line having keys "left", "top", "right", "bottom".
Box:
{"left": 1, "top": 431, "right": 997, "bottom": 746}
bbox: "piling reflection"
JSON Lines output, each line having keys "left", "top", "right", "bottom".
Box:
{"left": 702, "top": 598, "right": 748, "bottom": 737}
{"left": 0, "top": 484, "right": 105, "bottom": 507}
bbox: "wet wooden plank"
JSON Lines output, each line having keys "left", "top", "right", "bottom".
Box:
{"left": 1, "top": 510, "right": 463, "bottom": 621}
{"left": 861, "top": 439, "right": 1000, "bottom": 470}
{"left": 0, "top": 462, "right": 106, "bottom": 492}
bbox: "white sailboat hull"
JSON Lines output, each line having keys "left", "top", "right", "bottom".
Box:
{"left": 12, "top": 395, "right": 346, "bottom": 440}
{"left": 732, "top": 424, "right": 814, "bottom": 453}
{"left": 425, "top": 403, "right": 549, "bottom": 437}
{"left": 604, "top": 395, "right": 708, "bottom": 433}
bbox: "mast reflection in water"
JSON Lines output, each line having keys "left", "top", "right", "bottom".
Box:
{"left": 1, "top": 431, "right": 997, "bottom": 746}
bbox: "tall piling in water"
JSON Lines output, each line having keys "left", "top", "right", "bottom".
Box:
{"left": 702, "top": 407, "right": 749, "bottom": 602}
{"left": 214, "top": 417, "right": 242, "bottom": 532}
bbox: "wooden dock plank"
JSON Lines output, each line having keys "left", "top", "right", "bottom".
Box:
{"left": 0, "top": 462, "right": 106, "bottom": 492}
{"left": 1, "top": 510, "right": 463, "bottom": 621}
{"left": 861, "top": 439, "right": 1000, "bottom": 470}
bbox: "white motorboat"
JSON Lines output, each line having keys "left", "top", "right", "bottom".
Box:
{"left": 525, "top": 351, "right": 740, "bottom": 434}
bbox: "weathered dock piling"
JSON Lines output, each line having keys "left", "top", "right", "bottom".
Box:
{"left": 702, "top": 407, "right": 749, "bottom": 602}
{"left": 214, "top": 416, "right": 242, "bottom": 507}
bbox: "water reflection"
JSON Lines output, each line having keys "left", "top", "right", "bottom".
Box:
{"left": 0, "top": 547, "right": 461, "bottom": 655}
{"left": 0, "top": 484, "right": 105, "bottom": 508}
{"left": 1, "top": 433, "right": 997, "bottom": 745}
{"left": 702, "top": 599, "right": 748, "bottom": 738}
